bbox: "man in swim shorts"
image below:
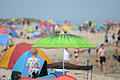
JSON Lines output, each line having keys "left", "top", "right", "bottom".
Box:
{"left": 98, "top": 44, "right": 107, "bottom": 74}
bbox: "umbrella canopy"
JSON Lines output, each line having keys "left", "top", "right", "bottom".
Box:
{"left": 15, "top": 24, "right": 24, "bottom": 29}
{"left": 27, "top": 26, "right": 34, "bottom": 33}
{"left": 39, "top": 22, "right": 47, "bottom": 27}
{"left": 32, "top": 33, "right": 95, "bottom": 48}
{"left": 31, "top": 22, "right": 40, "bottom": 27}
{"left": 0, "top": 28, "right": 8, "bottom": 34}
{"left": 84, "top": 21, "right": 89, "bottom": 24}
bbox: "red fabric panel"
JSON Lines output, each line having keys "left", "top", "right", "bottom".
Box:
{"left": 8, "top": 43, "right": 32, "bottom": 69}
{"left": 19, "top": 75, "right": 77, "bottom": 80}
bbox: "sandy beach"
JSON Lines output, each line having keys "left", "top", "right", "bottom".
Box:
{"left": 0, "top": 30, "right": 120, "bottom": 80}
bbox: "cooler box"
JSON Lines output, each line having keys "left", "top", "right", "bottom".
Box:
{"left": 54, "top": 69, "right": 67, "bottom": 76}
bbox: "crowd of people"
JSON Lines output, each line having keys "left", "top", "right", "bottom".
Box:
{"left": 0, "top": 19, "right": 120, "bottom": 77}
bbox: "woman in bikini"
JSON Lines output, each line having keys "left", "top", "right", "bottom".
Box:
{"left": 72, "top": 48, "right": 79, "bottom": 64}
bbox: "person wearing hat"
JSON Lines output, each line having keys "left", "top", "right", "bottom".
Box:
{"left": 26, "top": 48, "right": 40, "bottom": 78}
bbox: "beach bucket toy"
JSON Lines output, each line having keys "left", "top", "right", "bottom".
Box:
{"left": 54, "top": 69, "right": 67, "bottom": 76}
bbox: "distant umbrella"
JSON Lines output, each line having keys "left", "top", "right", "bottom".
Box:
{"left": 39, "top": 22, "right": 47, "bottom": 27}
{"left": 15, "top": 24, "right": 24, "bottom": 29}
{"left": 31, "top": 22, "right": 40, "bottom": 27}
{"left": 0, "top": 28, "right": 8, "bottom": 35}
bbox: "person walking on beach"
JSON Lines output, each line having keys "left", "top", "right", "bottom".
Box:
{"left": 114, "top": 41, "right": 120, "bottom": 70}
{"left": 72, "top": 48, "right": 79, "bottom": 64}
{"left": 112, "top": 33, "right": 116, "bottom": 44}
{"left": 104, "top": 31, "right": 108, "bottom": 45}
{"left": 26, "top": 48, "right": 40, "bottom": 78}
{"left": 98, "top": 44, "right": 107, "bottom": 74}
{"left": 108, "top": 32, "right": 112, "bottom": 45}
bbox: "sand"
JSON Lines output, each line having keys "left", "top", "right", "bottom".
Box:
{"left": 0, "top": 30, "right": 120, "bottom": 80}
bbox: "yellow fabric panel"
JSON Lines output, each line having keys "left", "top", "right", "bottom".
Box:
{"left": 37, "top": 48, "right": 52, "bottom": 64}
{"left": 0, "top": 45, "right": 16, "bottom": 68}
{"left": 63, "top": 26, "right": 72, "bottom": 31}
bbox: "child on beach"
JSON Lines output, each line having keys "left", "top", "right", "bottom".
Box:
{"left": 84, "top": 60, "right": 89, "bottom": 66}
{"left": 95, "top": 60, "right": 99, "bottom": 67}
{"left": 88, "top": 48, "right": 91, "bottom": 56}
{"left": 104, "top": 32, "right": 108, "bottom": 45}
{"left": 19, "top": 32, "right": 25, "bottom": 39}
{"left": 8, "top": 33, "right": 14, "bottom": 48}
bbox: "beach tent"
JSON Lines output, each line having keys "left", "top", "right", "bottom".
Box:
{"left": 31, "top": 22, "right": 40, "bottom": 27}
{"left": 0, "top": 28, "right": 8, "bottom": 34}
{"left": 0, "top": 34, "right": 8, "bottom": 46}
{"left": 5, "top": 21, "right": 14, "bottom": 26}
{"left": 80, "top": 24, "right": 84, "bottom": 28}
{"left": 32, "top": 31, "right": 42, "bottom": 38}
{"left": 0, "top": 43, "right": 51, "bottom": 69}
{"left": 8, "top": 30, "right": 18, "bottom": 37}
{"left": 11, "top": 50, "right": 52, "bottom": 78}
{"left": 27, "top": 26, "right": 34, "bottom": 33}
{"left": 54, "top": 20, "right": 60, "bottom": 24}
{"left": 47, "top": 19, "right": 53, "bottom": 23}
{"left": 15, "top": 24, "right": 24, "bottom": 29}
{"left": 95, "top": 25, "right": 101, "bottom": 32}
{"left": 72, "top": 25, "right": 79, "bottom": 30}
{"left": 100, "top": 25, "right": 107, "bottom": 32}
{"left": 91, "top": 23, "right": 96, "bottom": 28}
{"left": 63, "top": 25, "right": 72, "bottom": 31}
{"left": 39, "top": 22, "right": 47, "bottom": 27}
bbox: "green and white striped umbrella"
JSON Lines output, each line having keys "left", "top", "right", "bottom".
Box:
{"left": 32, "top": 33, "right": 95, "bottom": 48}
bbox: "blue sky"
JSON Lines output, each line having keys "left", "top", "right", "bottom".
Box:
{"left": 0, "top": 0, "right": 120, "bottom": 24}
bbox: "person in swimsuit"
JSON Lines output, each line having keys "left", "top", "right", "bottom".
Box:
{"left": 98, "top": 44, "right": 107, "bottom": 74}
{"left": 114, "top": 41, "right": 120, "bottom": 69}
{"left": 72, "top": 48, "right": 79, "bottom": 64}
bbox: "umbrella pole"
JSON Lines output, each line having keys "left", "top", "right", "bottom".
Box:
{"left": 63, "top": 49, "right": 65, "bottom": 75}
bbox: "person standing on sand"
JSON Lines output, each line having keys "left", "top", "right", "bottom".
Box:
{"left": 114, "top": 41, "right": 120, "bottom": 70}
{"left": 112, "top": 33, "right": 116, "bottom": 45}
{"left": 8, "top": 33, "right": 14, "bottom": 48}
{"left": 72, "top": 48, "right": 79, "bottom": 64}
{"left": 98, "top": 44, "right": 107, "bottom": 74}
{"left": 104, "top": 31, "right": 108, "bottom": 45}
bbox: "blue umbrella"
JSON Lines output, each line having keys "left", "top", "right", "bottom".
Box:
{"left": 31, "top": 22, "right": 40, "bottom": 27}
{"left": 15, "top": 24, "right": 24, "bottom": 29}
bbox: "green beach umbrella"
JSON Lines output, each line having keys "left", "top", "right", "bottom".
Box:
{"left": 32, "top": 32, "right": 96, "bottom": 74}
{"left": 32, "top": 33, "right": 95, "bottom": 48}
{"left": 84, "top": 21, "right": 89, "bottom": 24}
{"left": 27, "top": 26, "right": 34, "bottom": 33}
